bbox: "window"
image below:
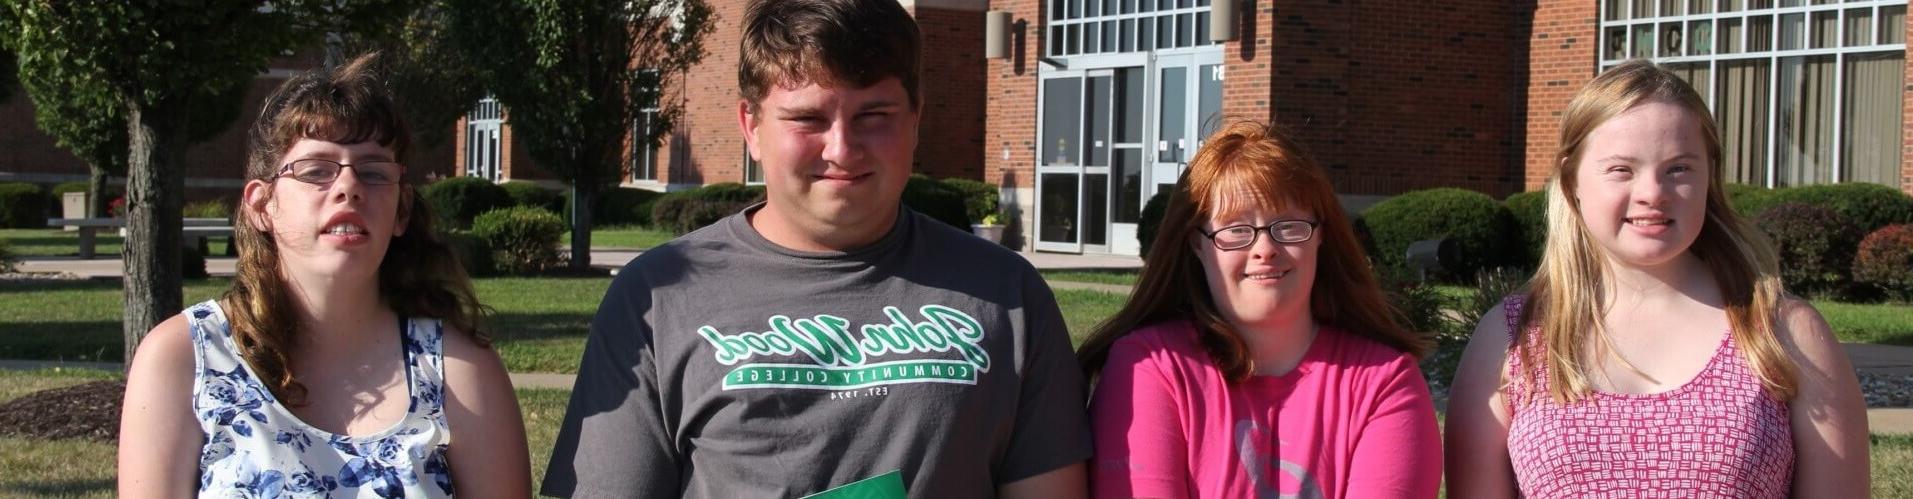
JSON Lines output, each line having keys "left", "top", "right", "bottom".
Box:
{"left": 630, "top": 71, "right": 662, "bottom": 183}
{"left": 465, "top": 96, "right": 504, "bottom": 182}
{"left": 1600, "top": 1, "right": 1907, "bottom": 187}
{"left": 1046, "top": 0, "right": 1217, "bottom": 57}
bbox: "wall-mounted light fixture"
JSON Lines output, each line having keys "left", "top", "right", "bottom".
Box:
{"left": 1211, "top": 0, "right": 1237, "bottom": 42}
{"left": 985, "top": 10, "right": 1013, "bottom": 59}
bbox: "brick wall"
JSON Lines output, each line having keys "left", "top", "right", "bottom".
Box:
{"left": 1267, "top": 0, "right": 1526, "bottom": 197}
{"left": 912, "top": 6, "right": 988, "bottom": 180}
{"left": 983, "top": 0, "right": 1040, "bottom": 192}
{"left": 1524, "top": 0, "right": 1598, "bottom": 192}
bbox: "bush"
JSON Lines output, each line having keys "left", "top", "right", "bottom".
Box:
{"left": 0, "top": 182, "right": 47, "bottom": 228}
{"left": 651, "top": 183, "right": 765, "bottom": 235}
{"left": 1757, "top": 183, "right": 1913, "bottom": 234}
{"left": 1136, "top": 191, "right": 1172, "bottom": 260}
{"left": 1723, "top": 182, "right": 1772, "bottom": 218}
{"left": 1755, "top": 202, "right": 1864, "bottom": 297}
{"left": 1502, "top": 190, "right": 1547, "bottom": 270}
{"left": 939, "top": 177, "right": 1000, "bottom": 225}
{"left": 1360, "top": 188, "right": 1515, "bottom": 281}
{"left": 183, "top": 199, "right": 230, "bottom": 219}
{"left": 420, "top": 177, "right": 512, "bottom": 230}
{"left": 584, "top": 187, "right": 665, "bottom": 227}
{"left": 441, "top": 231, "right": 496, "bottom": 277}
{"left": 1854, "top": 224, "right": 1913, "bottom": 303}
{"left": 501, "top": 182, "right": 564, "bottom": 215}
{"left": 52, "top": 181, "right": 90, "bottom": 196}
{"left": 901, "top": 175, "right": 970, "bottom": 230}
{"left": 471, "top": 206, "right": 566, "bottom": 274}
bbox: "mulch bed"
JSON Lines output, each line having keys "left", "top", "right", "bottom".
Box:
{"left": 0, "top": 381, "right": 124, "bottom": 441}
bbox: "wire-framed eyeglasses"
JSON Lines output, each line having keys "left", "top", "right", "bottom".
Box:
{"left": 1197, "top": 220, "right": 1318, "bottom": 250}
{"left": 274, "top": 159, "right": 406, "bottom": 186}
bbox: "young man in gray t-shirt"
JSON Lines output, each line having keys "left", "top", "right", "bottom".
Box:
{"left": 539, "top": 1, "right": 1092, "bottom": 497}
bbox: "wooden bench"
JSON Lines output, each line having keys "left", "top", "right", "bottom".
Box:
{"left": 43, "top": 218, "right": 233, "bottom": 259}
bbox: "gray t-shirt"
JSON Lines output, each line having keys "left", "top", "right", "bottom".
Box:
{"left": 542, "top": 205, "right": 1092, "bottom": 498}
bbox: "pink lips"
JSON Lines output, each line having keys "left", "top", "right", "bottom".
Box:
{"left": 319, "top": 211, "right": 371, "bottom": 245}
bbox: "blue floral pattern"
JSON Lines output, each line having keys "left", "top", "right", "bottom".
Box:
{"left": 187, "top": 300, "right": 455, "bottom": 498}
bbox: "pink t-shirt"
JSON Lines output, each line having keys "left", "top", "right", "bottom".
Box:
{"left": 1089, "top": 321, "right": 1442, "bottom": 499}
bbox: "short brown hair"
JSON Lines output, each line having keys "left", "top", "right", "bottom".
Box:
{"left": 737, "top": 0, "right": 921, "bottom": 111}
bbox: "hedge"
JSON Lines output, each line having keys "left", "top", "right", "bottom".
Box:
{"left": 1502, "top": 190, "right": 1547, "bottom": 270}
{"left": 0, "top": 182, "right": 47, "bottom": 229}
{"left": 471, "top": 206, "right": 566, "bottom": 274}
{"left": 1755, "top": 202, "right": 1864, "bottom": 297}
{"left": 1854, "top": 224, "right": 1913, "bottom": 303}
{"left": 502, "top": 182, "right": 565, "bottom": 215}
{"left": 563, "top": 186, "right": 665, "bottom": 228}
{"left": 1137, "top": 191, "right": 1171, "bottom": 260}
{"left": 938, "top": 177, "right": 1000, "bottom": 226}
{"left": 1360, "top": 187, "right": 1515, "bottom": 281}
{"left": 901, "top": 175, "right": 970, "bottom": 230}
{"left": 1739, "top": 183, "right": 1913, "bottom": 233}
{"left": 651, "top": 183, "right": 765, "bottom": 235}
{"left": 420, "top": 177, "right": 511, "bottom": 230}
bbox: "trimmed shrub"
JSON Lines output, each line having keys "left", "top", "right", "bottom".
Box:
{"left": 442, "top": 231, "right": 496, "bottom": 277}
{"left": 1747, "top": 183, "right": 1913, "bottom": 233}
{"left": 472, "top": 206, "right": 566, "bottom": 274}
{"left": 183, "top": 199, "right": 230, "bottom": 219}
{"left": 420, "top": 176, "right": 512, "bottom": 230}
{"left": 901, "top": 175, "right": 970, "bottom": 230}
{"left": 1136, "top": 191, "right": 1171, "bottom": 260}
{"left": 563, "top": 186, "right": 666, "bottom": 227}
{"left": 1723, "top": 182, "right": 1772, "bottom": 218}
{"left": 1854, "top": 224, "right": 1913, "bottom": 303}
{"left": 1503, "top": 190, "right": 1547, "bottom": 270}
{"left": 651, "top": 183, "right": 765, "bottom": 235}
{"left": 52, "top": 181, "right": 90, "bottom": 196}
{"left": 1361, "top": 188, "right": 1515, "bottom": 281}
{"left": 502, "top": 182, "right": 564, "bottom": 215}
{"left": 939, "top": 177, "right": 1000, "bottom": 225}
{"left": 1755, "top": 202, "right": 1864, "bottom": 297}
{"left": 0, "top": 182, "right": 47, "bottom": 228}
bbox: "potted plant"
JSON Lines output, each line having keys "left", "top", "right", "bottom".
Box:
{"left": 971, "top": 212, "right": 1005, "bottom": 245}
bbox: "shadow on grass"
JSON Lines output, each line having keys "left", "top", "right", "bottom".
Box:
{"left": 2, "top": 478, "right": 114, "bottom": 496}
{"left": 0, "top": 279, "right": 121, "bottom": 295}
{"left": 0, "top": 321, "right": 123, "bottom": 362}
{"left": 486, "top": 312, "right": 594, "bottom": 342}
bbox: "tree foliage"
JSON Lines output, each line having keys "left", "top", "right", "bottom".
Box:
{"left": 2, "top": 1, "right": 416, "bottom": 361}
{"left": 448, "top": 0, "right": 715, "bottom": 269}
{"left": 335, "top": 0, "right": 483, "bottom": 152}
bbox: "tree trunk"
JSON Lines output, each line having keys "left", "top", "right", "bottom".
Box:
{"left": 570, "top": 182, "right": 594, "bottom": 270}
{"left": 87, "top": 168, "right": 110, "bottom": 218}
{"left": 122, "top": 101, "right": 186, "bottom": 367}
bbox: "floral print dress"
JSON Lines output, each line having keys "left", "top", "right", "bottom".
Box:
{"left": 187, "top": 300, "right": 455, "bottom": 498}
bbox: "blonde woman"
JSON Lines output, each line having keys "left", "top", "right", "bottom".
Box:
{"left": 117, "top": 54, "right": 530, "bottom": 497}
{"left": 1444, "top": 60, "right": 1869, "bottom": 497}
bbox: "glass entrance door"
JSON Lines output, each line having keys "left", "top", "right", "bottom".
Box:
{"left": 1146, "top": 52, "right": 1224, "bottom": 220}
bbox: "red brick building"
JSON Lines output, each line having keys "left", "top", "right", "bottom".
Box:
{"left": 6, "top": 1, "right": 1909, "bottom": 257}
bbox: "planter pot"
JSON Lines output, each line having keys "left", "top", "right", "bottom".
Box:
{"left": 971, "top": 224, "right": 1005, "bottom": 245}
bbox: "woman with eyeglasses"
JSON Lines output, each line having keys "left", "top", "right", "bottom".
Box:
{"left": 117, "top": 53, "right": 531, "bottom": 498}
{"left": 1079, "top": 121, "right": 1440, "bottom": 498}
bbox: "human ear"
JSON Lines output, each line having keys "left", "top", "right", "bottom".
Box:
{"left": 240, "top": 180, "right": 275, "bottom": 233}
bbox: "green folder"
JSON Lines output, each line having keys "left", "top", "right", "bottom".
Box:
{"left": 801, "top": 470, "right": 906, "bottom": 499}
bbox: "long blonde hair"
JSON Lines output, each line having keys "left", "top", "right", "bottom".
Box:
{"left": 1078, "top": 121, "right": 1427, "bottom": 383}
{"left": 225, "top": 53, "right": 488, "bottom": 405}
{"left": 1518, "top": 59, "right": 1794, "bottom": 403}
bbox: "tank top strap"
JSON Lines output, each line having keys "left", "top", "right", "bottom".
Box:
{"left": 1500, "top": 294, "right": 1541, "bottom": 408}
{"left": 400, "top": 316, "right": 450, "bottom": 420}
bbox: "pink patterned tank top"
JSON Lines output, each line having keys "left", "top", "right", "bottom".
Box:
{"left": 1501, "top": 296, "right": 1793, "bottom": 498}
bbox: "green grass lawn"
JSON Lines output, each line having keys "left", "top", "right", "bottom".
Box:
{"left": 565, "top": 225, "right": 676, "bottom": 250}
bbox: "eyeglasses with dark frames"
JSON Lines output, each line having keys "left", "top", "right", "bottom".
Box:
{"left": 1197, "top": 220, "right": 1318, "bottom": 250}
{"left": 274, "top": 158, "right": 406, "bottom": 186}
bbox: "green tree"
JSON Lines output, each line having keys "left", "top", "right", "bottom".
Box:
{"left": 449, "top": 0, "right": 714, "bottom": 269}
{"left": 335, "top": 0, "right": 484, "bottom": 155}
{"left": 3, "top": 1, "right": 409, "bottom": 363}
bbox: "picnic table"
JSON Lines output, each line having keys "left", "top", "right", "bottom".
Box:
{"left": 42, "top": 218, "right": 234, "bottom": 259}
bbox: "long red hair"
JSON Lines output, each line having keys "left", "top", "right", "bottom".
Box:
{"left": 1077, "top": 121, "right": 1427, "bottom": 383}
